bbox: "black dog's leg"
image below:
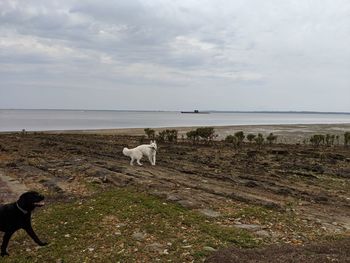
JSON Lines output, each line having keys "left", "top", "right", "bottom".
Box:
{"left": 24, "top": 226, "right": 47, "bottom": 246}
{"left": 1, "top": 231, "right": 14, "bottom": 257}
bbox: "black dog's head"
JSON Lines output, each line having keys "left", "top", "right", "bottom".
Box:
{"left": 17, "top": 191, "right": 45, "bottom": 212}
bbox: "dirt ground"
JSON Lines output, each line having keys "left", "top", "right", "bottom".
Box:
{"left": 0, "top": 127, "right": 349, "bottom": 261}
{"left": 205, "top": 237, "right": 350, "bottom": 263}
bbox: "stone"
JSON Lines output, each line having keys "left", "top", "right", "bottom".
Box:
{"left": 203, "top": 246, "right": 216, "bottom": 252}
{"left": 132, "top": 232, "right": 146, "bottom": 241}
{"left": 166, "top": 194, "right": 181, "bottom": 201}
{"left": 233, "top": 224, "right": 262, "bottom": 231}
{"left": 146, "top": 243, "right": 164, "bottom": 253}
{"left": 198, "top": 209, "right": 221, "bottom": 218}
{"left": 255, "top": 230, "right": 271, "bottom": 237}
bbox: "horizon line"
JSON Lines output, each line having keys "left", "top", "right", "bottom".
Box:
{"left": 1, "top": 108, "right": 350, "bottom": 115}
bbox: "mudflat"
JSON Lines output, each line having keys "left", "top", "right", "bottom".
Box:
{"left": 47, "top": 123, "right": 350, "bottom": 143}
{"left": 0, "top": 124, "right": 349, "bottom": 262}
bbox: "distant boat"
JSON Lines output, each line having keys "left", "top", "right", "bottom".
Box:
{"left": 181, "top": 110, "right": 209, "bottom": 114}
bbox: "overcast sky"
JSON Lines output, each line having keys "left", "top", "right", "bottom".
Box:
{"left": 0, "top": 0, "right": 349, "bottom": 111}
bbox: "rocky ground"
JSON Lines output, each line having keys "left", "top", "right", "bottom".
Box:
{"left": 0, "top": 131, "right": 349, "bottom": 261}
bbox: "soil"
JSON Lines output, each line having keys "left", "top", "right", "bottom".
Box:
{"left": 0, "top": 129, "right": 349, "bottom": 261}
{"left": 205, "top": 237, "right": 350, "bottom": 263}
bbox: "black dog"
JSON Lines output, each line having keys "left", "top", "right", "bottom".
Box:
{"left": 0, "top": 191, "right": 47, "bottom": 257}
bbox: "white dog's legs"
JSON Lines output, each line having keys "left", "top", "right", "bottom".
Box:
{"left": 130, "top": 158, "right": 135, "bottom": 166}
{"left": 148, "top": 155, "right": 153, "bottom": 165}
{"left": 152, "top": 153, "right": 156, "bottom": 165}
{"left": 136, "top": 159, "right": 143, "bottom": 166}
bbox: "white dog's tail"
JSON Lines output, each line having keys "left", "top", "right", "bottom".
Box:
{"left": 122, "top": 147, "right": 130, "bottom": 157}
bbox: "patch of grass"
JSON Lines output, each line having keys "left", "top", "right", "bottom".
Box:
{"left": 3, "top": 188, "right": 257, "bottom": 263}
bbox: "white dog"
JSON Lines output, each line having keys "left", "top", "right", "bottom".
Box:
{"left": 122, "top": 141, "right": 157, "bottom": 166}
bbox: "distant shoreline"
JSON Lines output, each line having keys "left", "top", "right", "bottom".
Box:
{"left": 1, "top": 109, "right": 350, "bottom": 115}
{"left": 1, "top": 110, "right": 350, "bottom": 134}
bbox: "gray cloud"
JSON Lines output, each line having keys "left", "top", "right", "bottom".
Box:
{"left": 0, "top": 0, "right": 349, "bottom": 111}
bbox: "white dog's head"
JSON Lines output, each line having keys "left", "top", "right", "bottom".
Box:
{"left": 150, "top": 140, "right": 157, "bottom": 151}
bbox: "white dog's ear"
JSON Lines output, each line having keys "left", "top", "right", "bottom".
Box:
{"left": 150, "top": 140, "right": 154, "bottom": 143}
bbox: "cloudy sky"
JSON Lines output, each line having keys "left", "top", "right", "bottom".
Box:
{"left": 0, "top": 0, "right": 349, "bottom": 111}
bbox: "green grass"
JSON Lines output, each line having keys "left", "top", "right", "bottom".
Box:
{"left": 3, "top": 188, "right": 258, "bottom": 262}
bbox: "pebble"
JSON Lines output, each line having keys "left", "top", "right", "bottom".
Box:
{"left": 146, "top": 243, "right": 164, "bottom": 253}
{"left": 182, "top": 245, "right": 192, "bottom": 248}
{"left": 255, "top": 230, "right": 271, "bottom": 237}
{"left": 233, "top": 224, "right": 262, "bottom": 231}
{"left": 132, "top": 232, "right": 146, "bottom": 241}
{"left": 198, "top": 208, "right": 221, "bottom": 218}
{"left": 203, "top": 246, "right": 216, "bottom": 252}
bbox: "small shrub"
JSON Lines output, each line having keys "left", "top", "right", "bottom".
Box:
{"left": 157, "top": 130, "right": 167, "bottom": 142}
{"left": 186, "top": 130, "right": 199, "bottom": 143}
{"left": 225, "top": 135, "right": 235, "bottom": 143}
{"left": 144, "top": 128, "right": 155, "bottom": 139}
{"left": 345, "top": 132, "right": 350, "bottom": 147}
{"left": 266, "top": 133, "right": 278, "bottom": 144}
{"left": 164, "top": 129, "right": 178, "bottom": 143}
{"left": 247, "top": 134, "right": 256, "bottom": 143}
{"left": 186, "top": 127, "right": 216, "bottom": 143}
{"left": 254, "top": 133, "right": 264, "bottom": 146}
{"left": 234, "top": 131, "right": 245, "bottom": 146}
{"left": 325, "top": 134, "right": 335, "bottom": 146}
{"left": 310, "top": 134, "right": 325, "bottom": 146}
{"left": 224, "top": 135, "right": 239, "bottom": 147}
{"left": 335, "top": 135, "right": 340, "bottom": 145}
{"left": 196, "top": 127, "right": 216, "bottom": 141}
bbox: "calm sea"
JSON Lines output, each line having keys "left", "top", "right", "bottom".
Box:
{"left": 1, "top": 109, "right": 350, "bottom": 132}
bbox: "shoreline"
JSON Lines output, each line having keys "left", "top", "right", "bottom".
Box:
{"left": 3, "top": 123, "right": 349, "bottom": 144}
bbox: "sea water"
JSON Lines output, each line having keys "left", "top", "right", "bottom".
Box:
{"left": 1, "top": 109, "right": 350, "bottom": 132}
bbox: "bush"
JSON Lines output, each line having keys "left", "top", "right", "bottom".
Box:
{"left": 234, "top": 131, "right": 245, "bottom": 146}
{"left": 254, "top": 133, "right": 264, "bottom": 146}
{"left": 165, "top": 129, "right": 178, "bottom": 143}
{"left": 310, "top": 134, "right": 325, "bottom": 146}
{"left": 266, "top": 133, "right": 278, "bottom": 144}
{"left": 186, "top": 130, "right": 199, "bottom": 143}
{"left": 156, "top": 129, "right": 178, "bottom": 143}
{"left": 345, "top": 132, "right": 350, "bottom": 147}
{"left": 186, "top": 127, "right": 216, "bottom": 143}
{"left": 144, "top": 128, "right": 155, "bottom": 139}
{"left": 157, "top": 130, "right": 167, "bottom": 142}
{"left": 225, "top": 135, "right": 235, "bottom": 143}
{"left": 247, "top": 134, "right": 256, "bottom": 143}
{"left": 196, "top": 127, "right": 216, "bottom": 141}
{"left": 325, "top": 134, "right": 335, "bottom": 146}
